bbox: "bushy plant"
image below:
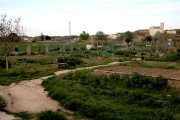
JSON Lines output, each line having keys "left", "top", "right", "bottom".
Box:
{"left": 122, "top": 73, "right": 168, "bottom": 91}
{"left": 0, "top": 59, "right": 11, "bottom": 68}
{"left": 38, "top": 110, "right": 67, "bottom": 120}
{"left": 0, "top": 96, "right": 7, "bottom": 110}
{"left": 57, "top": 55, "right": 83, "bottom": 67}
{"left": 163, "top": 52, "right": 180, "bottom": 62}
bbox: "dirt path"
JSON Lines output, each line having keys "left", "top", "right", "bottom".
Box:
{"left": 96, "top": 66, "right": 180, "bottom": 88}
{"left": 0, "top": 78, "right": 59, "bottom": 113}
{"left": 0, "top": 62, "right": 121, "bottom": 119}
{"left": 0, "top": 112, "right": 20, "bottom": 120}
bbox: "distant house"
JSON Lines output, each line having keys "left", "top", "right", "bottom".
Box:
{"left": 133, "top": 29, "right": 149, "bottom": 42}
{"left": 165, "top": 29, "right": 176, "bottom": 34}
{"left": 108, "top": 33, "right": 122, "bottom": 40}
{"left": 22, "top": 36, "right": 30, "bottom": 41}
{"left": 149, "top": 22, "right": 164, "bottom": 36}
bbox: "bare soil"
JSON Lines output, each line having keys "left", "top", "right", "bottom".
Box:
{"left": 0, "top": 77, "right": 59, "bottom": 113}
{"left": 0, "top": 112, "right": 20, "bottom": 120}
{"left": 96, "top": 66, "right": 180, "bottom": 88}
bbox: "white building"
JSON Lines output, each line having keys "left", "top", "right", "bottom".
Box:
{"left": 149, "top": 22, "right": 164, "bottom": 36}
{"left": 108, "top": 33, "right": 122, "bottom": 40}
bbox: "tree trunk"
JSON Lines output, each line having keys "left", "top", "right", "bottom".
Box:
{"left": 5, "top": 54, "right": 9, "bottom": 70}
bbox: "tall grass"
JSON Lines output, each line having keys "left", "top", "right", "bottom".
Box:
{"left": 42, "top": 70, "right": 179, "bottom": 120}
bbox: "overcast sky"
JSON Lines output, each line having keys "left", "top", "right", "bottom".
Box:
{"left": 1, "top": 0, "right": 180, "bottom": 36}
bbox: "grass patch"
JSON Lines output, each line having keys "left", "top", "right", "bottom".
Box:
{"left": 42, "top": 70, "right": 180, "bottom": 120}
{"left": 0, "top": 63, "right": 57, "bottom": 85}
{"left": 38, "top": 110, "right": 67, "bottom": 120}
{"left": 119, "top": 60, "right": 180, "bottom": 69}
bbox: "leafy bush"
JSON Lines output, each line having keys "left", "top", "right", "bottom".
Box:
{"left": 0, "top": 96, "right": 7, "bottom": 110}
{"left": 115, "top": 49, "right": 137, "bottom": 57}
{"left": 0, "top": 59, "right": 11, "bottom": 68}
{"left": 162, "top": 52, "right": 180, "bottom": 62}
{"left": 14, "top": 112, "right": 30, "bottom": 120}
{"left": 57, "top": 55, "right": 83, "bottom": 67}
{"left": 122, "top": 73, "right": 168, "bottom": 91}
{"left": 63, "top": 98, "right": 83, "bottom": 111}
{"left": 38, "top": 110, "right": 67, "bottom": 120}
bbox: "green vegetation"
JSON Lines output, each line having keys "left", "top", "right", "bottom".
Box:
{"left": 0, "top": 15, "right": 22, "bottom": 70}
{"left": 57, "top": 55, "right": 83, "bottom": 68}
{"left": 124, "top": 31, "right": 134, "bottom": 45}
{"left": 38, "top": 110, "right": 67, "bottom": 120}
{"left": 0, "top": 62, "right": 57, "bottom": 85}
{"left": 43, "top": 70, "right": 180, "bottom": 120}
{"left": 13, "top": 112, "right": 31, "bottom": 120}
{"left": 80, "top": 31, "right": 90, "bottom": 40}
{"left": 0, "top": 96, "right": 6, "bottom": 110}
{"left": 95, "top": 31, "right": 107, "bottom": 41}
{"left": 119, "top": 60, "right": 180, "bottom": 69}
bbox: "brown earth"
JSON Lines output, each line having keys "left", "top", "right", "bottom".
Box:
{"left": 0, "top": 112, "right": 20, "bottom": 120}
{"left": 96, "top": 66, "right": 180, "bottom": 88}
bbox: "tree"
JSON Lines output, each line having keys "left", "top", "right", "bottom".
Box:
{"left": 0, "top": 14, "right": 22, "bottom": 70}
{"left": 145, "top": 36, "right": 152, "bottom": 42}
{"left": 145, "top": 36, "right": 152, "bottom": 46}
{"left": 45, "top": 35, "right": 51, "bottom": 40}
{"left": 80, "top": 31, "right": 89, "bottom": 40}
{"left": 95, "top": 31, "right": 107, "bottom": 41}
{"left": 124, "top": 31, "right": 134, "bottom": 45}
{"left": 41, "top": 33, "right": 44, "bottom": 41}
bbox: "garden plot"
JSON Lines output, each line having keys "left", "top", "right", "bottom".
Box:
{"left": 96, "top": 66, "right": 180, "bottom": 88}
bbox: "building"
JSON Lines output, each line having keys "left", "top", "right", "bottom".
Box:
{"left": 108, "top": 33, "right": 122, "bottom": 40}
{"left": 149, "top": 22, "right": 164, "bottom": 36}
{"left": 133, "top": 29, "right": 149, "bottom": 42}
{"left": 165, "top": 29, "right": 176, "bottom": 34}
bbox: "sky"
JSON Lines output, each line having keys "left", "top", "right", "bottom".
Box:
{"left": 1, "top": 0, "right": 180, "bottom": 36}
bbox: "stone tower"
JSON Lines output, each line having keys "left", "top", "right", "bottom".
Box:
{"left": 160, "top": 22, "right": 164, "bottom": 30}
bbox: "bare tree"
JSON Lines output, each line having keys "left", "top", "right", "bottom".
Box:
{"left": 0, "top": 14, "right": 22, "bottom": 70}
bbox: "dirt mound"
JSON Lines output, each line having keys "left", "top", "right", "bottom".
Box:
{"left": 0, "top": 78, "right": 59, "bottom": 113}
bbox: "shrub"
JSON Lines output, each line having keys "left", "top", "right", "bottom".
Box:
{"left": 0, "top": 96, "right": 7, "bottom": 110}
{"left": 63, "top": 99, "right": 83, "bottom": 111}
{"left": 14, "top": 112, "right": 30, "bottom": 120}
{"left": 153, "top": 76, "right": 168, "bottom": 90}
{"left": 57, "top": 55, "right": 83, "bottom": 67}
{"left": 58, "top": 63, "right": 70, "bottom": 69}
{"left": 38, "top": 110, "right": 67, "bottom": 120}
{"left": 123, "top": 73, "right": 167, "bottom": 91}
{"left": 163, "top": 52, "right": 180, "bottom": 62}
{"left": 0, "top": 59, "right": 11, "bottom": 68}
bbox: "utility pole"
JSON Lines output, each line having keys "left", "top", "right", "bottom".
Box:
{"left": 69, "top": 21, "right": 73, "bottom": 51}
{"left": 69, "top": 21, "right": 71, "bottom": 40}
